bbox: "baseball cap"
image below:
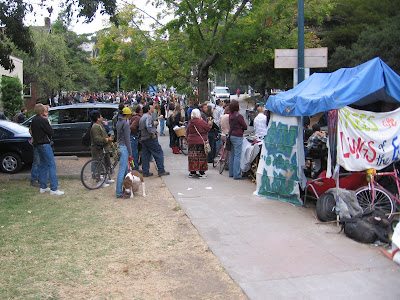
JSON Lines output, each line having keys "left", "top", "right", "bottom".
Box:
{"left": 122, "top": 107, "right": 132, "bottom": 115}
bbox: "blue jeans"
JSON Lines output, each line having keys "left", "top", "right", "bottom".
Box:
{"left": 130, "top": 133, "right": 139, "bottom": 171}
{"left": 37, "top": 143, "right": 58, "bottom": 190}
{"left": 30, "top": 145, "right": 40, "bottom": 182}
{"left": 116, "top": 145, "right": 129, "bottom": 197}
{"left": 160, "top": 118, "right": 165, "bottom": 135}
{"left": 141, "top": 138, "right": 165, "bottom": 175}
{"left": 229, "top": 136, "right": 243, "bottom": 179}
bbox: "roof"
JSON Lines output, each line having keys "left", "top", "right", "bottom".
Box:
{"left": 266, "top": 57, "right": 400, "bottom": 116}
{"left": 49, "top": 103, "right": 118, "bottom": 111}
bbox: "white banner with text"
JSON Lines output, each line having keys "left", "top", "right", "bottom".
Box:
{"left": 337, "top": 106, "right": 400, "bottom": 171}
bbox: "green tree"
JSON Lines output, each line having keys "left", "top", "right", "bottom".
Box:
{"left": 319, "top": 0, "right": 400, "bottom": 69}
{"left": 51, "top": 20, "right": 109, "bottom": 92}
{"left": 0, "top": 76, "right": 23, "bottom": 118}
{"left": 14, "top": 27, "right": 71, "bottom": 100}
{"left": 330, "top": 14, "right": 400, "bottom": 73}
{"left": 219, "top": 0, "right": 332, "bottom": 94}
{"left": 0, "top": 0, "right": 116, "bottom": 70}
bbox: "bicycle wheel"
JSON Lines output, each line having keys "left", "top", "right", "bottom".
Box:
{"left": 81, "top": 159, "right": 107, "bottom": 190}
{"left": 355, "top": 186, "right": 395, "bottom": 219}
{"left": 179, "top": 136, "right": 188, "bottom": 155}
{"left": 219, "top": 149, "right": 229, "bottom": 174}
{"left": 213, "top": 144, "right": 222, "bottom": 168}
{"left": 213, "top": 156, "right": 219, "bottom": 168}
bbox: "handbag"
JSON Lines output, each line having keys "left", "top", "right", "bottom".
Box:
{"left": 194, "top": 125, "right": 211, "bottom": 155}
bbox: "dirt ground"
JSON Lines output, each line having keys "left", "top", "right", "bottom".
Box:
{"left": 19, "top": 158, "right": 246, "bottom": 299}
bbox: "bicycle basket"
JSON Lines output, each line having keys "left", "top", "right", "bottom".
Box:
{"left": 174, "top": 127, "right": 186, "bottom": 137}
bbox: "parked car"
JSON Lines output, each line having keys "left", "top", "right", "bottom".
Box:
{"left": 23, "top": 103, "right": 119, "bottom": 153}
{"left": 0, "top": 120, "right": 34, "bottom": 173}
{"left": 211, "top": 86, "right": 231, "bottom": 104}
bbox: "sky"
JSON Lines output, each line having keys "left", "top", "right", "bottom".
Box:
{"left": 24, "top": 0, "right": 161, "bottom": 35}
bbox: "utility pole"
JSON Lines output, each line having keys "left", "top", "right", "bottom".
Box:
{"left": 298, "top": 0, "right": 305, "bottom": 84}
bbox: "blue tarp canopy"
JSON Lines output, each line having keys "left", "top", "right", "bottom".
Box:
{"left": 266, "top": 57, "right": 400, "bottom": 116}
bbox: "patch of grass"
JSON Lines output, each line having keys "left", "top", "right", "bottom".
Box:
{"left": 0, "top": 180, "right": 119, "bottom": 298}
{"left": 172, "top": 205, "right": 181, "bottom": 211}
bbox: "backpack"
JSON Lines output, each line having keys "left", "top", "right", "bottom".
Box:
{"left": 82, "top": 124, "right": 93, "bottom": 147}
{"left": 343, "top": 209, "right": 391, "bottom": 244}
{"left": 13, "top": 113, "right": 20, "bottom": 122}
{"left": 112, "top": 111, "right": 119, "bottom": 140}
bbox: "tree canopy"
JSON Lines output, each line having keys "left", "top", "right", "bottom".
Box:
{"left": 0, "top": 0, "right": 116, "bottom": 70}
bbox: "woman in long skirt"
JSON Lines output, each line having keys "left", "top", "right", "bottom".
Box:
{"left": 186, "top": 109, "right": 211, "bottom": 178}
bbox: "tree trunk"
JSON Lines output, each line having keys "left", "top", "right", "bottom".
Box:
{"left": 197, "top": 65, "right": 209, "bottom": 103}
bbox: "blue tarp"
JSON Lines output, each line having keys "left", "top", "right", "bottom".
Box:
{"left": 266, "top": 57, "right": 400, "bottom": 116}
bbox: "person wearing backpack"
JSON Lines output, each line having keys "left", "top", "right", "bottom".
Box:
{"left": 116, "top": 107, "right": 133, "bottom": 198}
{"left": 112, "top": 103, "right": 125, "bottom": 140}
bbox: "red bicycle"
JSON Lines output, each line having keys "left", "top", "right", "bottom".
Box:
{"left": 213, "top": 133, "right": 230, "bottom": 174}
{"left": 355, "top": 168, "right": 400, "bottom": 220}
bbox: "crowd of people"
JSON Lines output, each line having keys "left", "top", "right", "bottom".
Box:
{"left": 84, "top": 94, "right": 262, "bottom": 197}
{"left": 46, "top": 90, "right": 184, "bottom": 108}
{"left": 23, "top": 88, "right": 272, "bottom": 198}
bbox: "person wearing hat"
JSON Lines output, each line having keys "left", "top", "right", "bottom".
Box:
{"left": 116, "top": 107, "right": 133, "bottom": 198}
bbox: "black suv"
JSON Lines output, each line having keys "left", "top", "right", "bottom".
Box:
{"left": 23, "top": 103, "right": 119, "bottom": 153}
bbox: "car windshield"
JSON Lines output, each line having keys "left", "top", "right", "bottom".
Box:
{"left": 0, "top": 121, "right": 29, "bottom": 134}
{"left": 215, "top": 88, "right": 229, "bottom": 93}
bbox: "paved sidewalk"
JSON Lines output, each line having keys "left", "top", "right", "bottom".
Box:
{"left": 158, "top": 134, "right": 400, "bottom": 299}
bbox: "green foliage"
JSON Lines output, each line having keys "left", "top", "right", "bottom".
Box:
{"left": 0, "top": 0, "right": 34, "bottom": 71}
{"left": 95, "top": 25, "right": 158, "bottom": 91}
{"left": 220, "top": 0, "right": 333, "bottom": 92}
{"left": 320, "top": 0, "right": 400, "bottom": 61}
{"left": 14, "top": 27, "right": 70, "bottom": 99}
{"left": 330, "top": 14, "right": 400, "bottom": 73}
{"left": 0, "top": 76, "right": 23, "bottom": 118}
{"left": 0, "top": 0, "right": 117, "bottom": 70}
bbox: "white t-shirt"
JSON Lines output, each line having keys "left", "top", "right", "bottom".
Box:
{"left": 253, "top": 113, "right": 268, "bottom": 138}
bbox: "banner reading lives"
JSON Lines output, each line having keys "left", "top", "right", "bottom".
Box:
{"left": 337, "top": 106, "right": 400, "bottom": 171}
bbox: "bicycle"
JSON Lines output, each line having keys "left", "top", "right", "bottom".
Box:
{"left": 178, "top": 135, "right": 188, "bottom": 155}
{"left": 212, "top": 133, "right": 230, "bottom": 174}
{"left": 355, "top": 167, "right": 400, "bottom": 220}
{"left": 81, "top": 144, "right": 119, "bottom": 190}
{"left": 174, "top": 125, "right": 188, "bottom": 155}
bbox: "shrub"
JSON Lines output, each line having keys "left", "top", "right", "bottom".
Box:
{"left": 0, "top": 76, "right": 24, "bottom": 118}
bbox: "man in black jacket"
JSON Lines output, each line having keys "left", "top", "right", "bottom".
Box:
{"left": 31, "top": 104, "right": 64, "bottom": 195}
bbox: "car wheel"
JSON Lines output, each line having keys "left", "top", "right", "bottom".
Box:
{"left": 0, "top": 152, "right": 22, "bottom": 174}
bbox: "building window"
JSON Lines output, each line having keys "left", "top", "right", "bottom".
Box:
{"left": 24, "top": 83, "right": 31, "bottom": 97}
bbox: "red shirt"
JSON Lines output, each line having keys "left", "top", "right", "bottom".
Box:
{"left": 229, "top": 112, "right": 247, "bottom": 137}
{"left": 186, "top": 118, "right": 211, "bottom": 145}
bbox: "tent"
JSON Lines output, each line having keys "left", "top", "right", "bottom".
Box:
{"left": 255, "top": 57, "right": 400, "bottom": 206}
{"left": 266, "top": 57, "right": 400, "bottom": 116}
